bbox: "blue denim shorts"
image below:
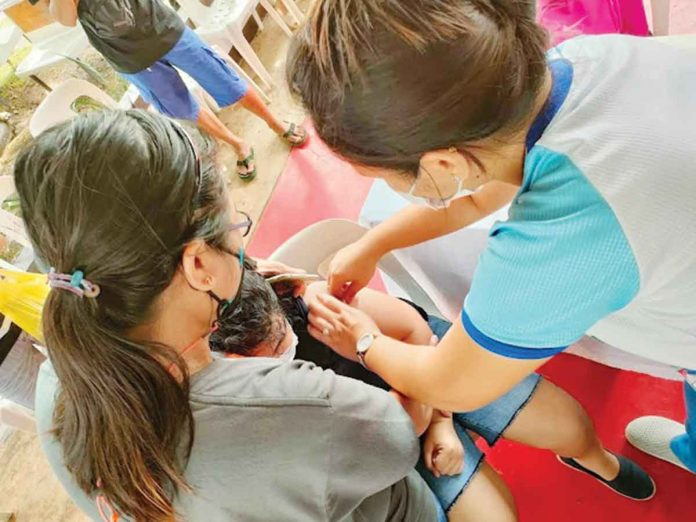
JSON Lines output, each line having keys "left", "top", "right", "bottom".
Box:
{"left": 417, "top": 316, "right": 542, "bottom": 514}
{"left": 122, "top": 27, "right": 248, "bottom": 121}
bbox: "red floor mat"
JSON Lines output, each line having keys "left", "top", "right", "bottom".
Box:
{"left": 249, "top": 123, "right": 695, "bottom": 521}
{"left": 248, "top": 123, "right": 374, "bottom": 259}
{"left": 493, "top": 354, "right": 691, "bottom": 522}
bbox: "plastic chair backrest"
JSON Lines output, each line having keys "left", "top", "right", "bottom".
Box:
{"left": 178, "top": 0, "right": 253, "bottom": 29}
{"left": 29, "top": 78, "right": 118, "bottom": 137}
{"left": 24, "top": 22, "right": 76, "bottom": 45}
{"left": 268, "top": 219, "right": 443, "bottom": 316}
{"left": 0, "top": 176, "right": 30, "bottom": 248}
{"left": 0, "top": 25, "right": 22, "bottom": 65}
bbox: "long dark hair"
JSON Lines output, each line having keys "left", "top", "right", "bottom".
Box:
{"left": 287, "top": 0, "right": 547, "bottom": 174}
{"left": 14, "top": 110, "right": 230, "bottom": 520}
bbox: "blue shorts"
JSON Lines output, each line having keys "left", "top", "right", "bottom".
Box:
{"left": 121, "top": 27, "right": 248, "bottom": 121}
{"left": 418, "top": 316, "right": 541, "bottom": 514}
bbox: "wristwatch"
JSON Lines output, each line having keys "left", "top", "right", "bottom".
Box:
{"left": 356, "top": 332, "right": 379, "bottom": 369}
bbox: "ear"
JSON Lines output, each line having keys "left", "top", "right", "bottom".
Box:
{"left": 181, "top": 239, "right": 216, "bottom": 292}
{"left": 419, "top": 148, "right": 473, "bottom": 183}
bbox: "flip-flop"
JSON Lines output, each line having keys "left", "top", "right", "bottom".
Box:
{"left": 557, "top": 453, "right": 656, "bottom": 501}
{"left": 237, "top": 148, "right": 256, "bottom": 181}
{"left": 282, "top": 122, "right": 308, "bottom": 147}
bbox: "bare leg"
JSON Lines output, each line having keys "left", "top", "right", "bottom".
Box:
{"left": 196, "top": 105, "right": 249, "bottom": 155}
{"left": 196, "top": 105, "right": 254, "bottom": 176}
{"left": 238, "top": 88, "right": 285, "bottom": 134}
{"left": 448, "top": 462, "right": 517, "bottom": 522}
{"left": 238, "top": 89, "right": 305, "bottom": 144}
{"left": 502, "top": 379, "right": 620, "bottom": 480}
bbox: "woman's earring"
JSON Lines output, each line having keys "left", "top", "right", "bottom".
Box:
{"left": 205, "top": 277, "right": 212, "bottom": 285}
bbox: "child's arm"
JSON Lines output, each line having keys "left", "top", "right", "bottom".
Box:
{"left": 329, "top": 181, "right": 518, "bottom": 301}
{"left": 305, "top": 282, "right": 433, "bottom": 345}
{"left": 305, "top": 282, "right": 435, "bottom": 434}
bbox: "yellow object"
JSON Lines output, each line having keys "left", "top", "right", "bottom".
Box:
{"left": 0, "top": 268, "right": 48, "bottom": 341}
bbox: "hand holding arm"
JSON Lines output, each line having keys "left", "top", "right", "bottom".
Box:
{"left": 308, "top": 293, "right": 546, "bottom": 412}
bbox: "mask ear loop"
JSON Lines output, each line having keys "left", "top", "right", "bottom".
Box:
{"left": 410, "top": 163, "right": 449, "bottom": 206}
{"left": 170, "top": 248, "right": 246, "bottom": 375}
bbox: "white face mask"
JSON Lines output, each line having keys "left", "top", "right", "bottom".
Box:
{"left": 278, "top": 327, "right": 298, "bottom": 363}
{"left": 397, "top": 174, "right": 476, "bottom": 210}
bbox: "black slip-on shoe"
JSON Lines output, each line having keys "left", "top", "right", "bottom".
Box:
{"left": 557, "top": 453, "right": 656, "bottom": 501}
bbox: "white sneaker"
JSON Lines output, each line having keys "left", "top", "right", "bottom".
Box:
{"left": 625, "top": 416, "right": 689, "bottom": 471}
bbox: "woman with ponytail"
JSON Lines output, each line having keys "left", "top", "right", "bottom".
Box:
{"left": 16, "top": 110, "right": 440, "bottom": 521}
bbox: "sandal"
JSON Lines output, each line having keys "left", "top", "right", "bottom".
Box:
{"left": 237, "top": 148, "right": 257, "bottom": 181}
{"left": 281, "top": 122, "right": 308, "bottom": 147}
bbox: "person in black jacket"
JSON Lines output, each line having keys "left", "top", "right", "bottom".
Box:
{"left": 44, "top": 0, "right": 306, "bottom": 180}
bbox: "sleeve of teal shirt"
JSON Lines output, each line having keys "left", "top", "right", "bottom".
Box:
{"left": 462, "top": 147, "right": 641, "bottom": 360}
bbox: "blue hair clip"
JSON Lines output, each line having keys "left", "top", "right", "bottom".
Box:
{"left": 48, "top": 269, "right": 101, "bottom": 298}
{"left": 70, "top": 270, "right": 84, "bottom": 289}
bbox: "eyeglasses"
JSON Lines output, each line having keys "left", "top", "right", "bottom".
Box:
{"left": 228, "top": 210, "right": 253, "bottom": 238}
{"left": 213, "top": 247, "right": 246, "bottom": 320}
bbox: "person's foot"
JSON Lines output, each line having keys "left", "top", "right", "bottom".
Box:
{"left": 626, "top": 416, "right": 693, "bottom": 472}
{"left": 280, "top": 122, "right": 308, "bottom": 147}
{"left": 573, "top": 449, "right": 621, "bottom": 481}
{"left": 557, "top": 453, "right": 656, "bottom": 500}
{"left": 236, "top": 144, "right": 256, "bottom": 181}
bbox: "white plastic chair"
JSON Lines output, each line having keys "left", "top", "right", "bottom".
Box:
{"left": 0, "top": 175, "right": 29, "bottom": 249}
{"left": 15, "top": 24, "right": 91, "bottom": 89}
{"left": 0, "top": 263, "right": 40, "bottom": 435}
{"left": 264, "top": 0, "right": 305, "bottom": 27}
{"left": 268, "top": 219, "right": 443, "bottom": 317}
{"left": 0, "top": 398, "right": 36, "bottom": 434}
{"left": 0, "top": 176, "right": 34, "bottom": 271}
{"left": 277, "top": 0, "right": 305, "bottom": 26}
{"left": 178, "top": 0, "right": 293, "bottom": 89}
{"left": 0, "top": 24, "right": 22, "bottom": 66}
{"left": 29, "top": 78, "right": 117, "bottom": 138}
{"left": 651, "top": 0, "right": 671, "bottom": 36}
{"left": 174, "top": 8, "right": 273, "bottom": 104}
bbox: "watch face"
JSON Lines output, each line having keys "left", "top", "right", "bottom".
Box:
{"left": 357, "top": 333, "right": 374, "bottom": 353}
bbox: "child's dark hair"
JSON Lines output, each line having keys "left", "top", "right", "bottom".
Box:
{"left": 210, "top": 268, "right": 309, "bottom": 356}
{"left": 210, "top": 267, "right": 285, "bottom": 355}
{"left": 287, "top": 0, "right": 547, "bottom": 174}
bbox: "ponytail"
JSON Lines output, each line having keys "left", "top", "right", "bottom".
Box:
{"left": 46, "top": 289, "right": 192, "bottom": 520}
{"left": 15, "top": 110, "right": 230, "bottom": 520}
